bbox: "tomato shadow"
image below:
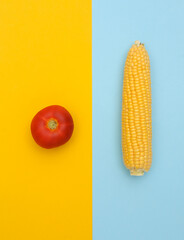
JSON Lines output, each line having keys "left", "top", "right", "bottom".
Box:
{"left": 25, "top": 124, "right": 74, "bottom": 166}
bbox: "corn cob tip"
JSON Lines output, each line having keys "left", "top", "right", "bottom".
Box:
{"left": 134, "top": 40, "right": 144, "bottom": 47}
{"left": 135, "top": 40, "right": 141, "bottom": 46}
{"left": 130, "top": 169, "right": 144, "bottom": 176}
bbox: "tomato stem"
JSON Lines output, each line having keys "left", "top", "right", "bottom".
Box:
{"left": 47, "top": 119, "right": 58, "bottom": 130}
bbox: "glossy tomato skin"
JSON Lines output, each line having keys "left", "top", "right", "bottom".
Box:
{"left": 31, "top": 105, "right": 74, "bottom": 149}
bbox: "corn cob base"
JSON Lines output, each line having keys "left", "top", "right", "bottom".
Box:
{"left": 122, "top": 40, "right": 152, "bottom": 176}
{"left": 130, "top": 169, "right": 144, "bottom": 176}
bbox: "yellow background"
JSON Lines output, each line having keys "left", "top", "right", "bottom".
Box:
{"left": 0, "top": 1, "right": 92, "bottom": 239}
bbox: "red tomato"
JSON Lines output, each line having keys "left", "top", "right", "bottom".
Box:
{"left": 31, "top": 105, "right": 74, "bottom": 149}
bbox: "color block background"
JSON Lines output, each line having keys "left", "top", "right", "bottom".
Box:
{"left": 93, "top": 0, "right": 184, "bottom": 239}
{"left": 1, "top": 0, "right": 184, "bottom": 239}
{"left": 0, "top": 1, "right": 91, "bottom": 239}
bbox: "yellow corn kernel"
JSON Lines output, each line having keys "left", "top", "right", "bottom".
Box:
{"left": 122, "top": 41, "right": 152, "bottom": 176}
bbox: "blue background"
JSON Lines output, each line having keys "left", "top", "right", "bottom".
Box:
{"left": 92, "top": 0, "right": 184, "bottom": 239}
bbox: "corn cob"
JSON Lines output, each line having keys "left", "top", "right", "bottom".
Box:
{"left": 122, "top": 41, "right": 152, "bottom": 176}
